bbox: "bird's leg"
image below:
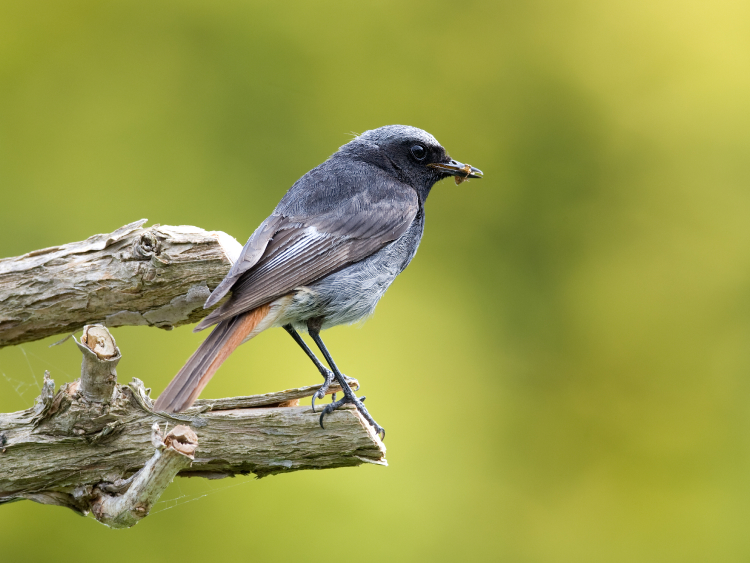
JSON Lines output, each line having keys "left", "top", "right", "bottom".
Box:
{"left": 282, "top": 324, "right": 359, "bottom": 411}
{"left": 307, "top": 320, "right": 385, "bottom": 440}
{"left": 283, "top": 324, "right": 332, "bottom": 410}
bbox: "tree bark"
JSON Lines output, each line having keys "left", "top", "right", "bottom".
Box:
{"left": 0, "top": 219, "right": 243, "bottom": 348}
{"left": 0, "top": 224, "right": 388, "bottom": 528}
{"left": 0, "top": 326, "right": 385, "bottom": 527}
{"left": 92, "top": 423, "right": 199, "bottom": 529}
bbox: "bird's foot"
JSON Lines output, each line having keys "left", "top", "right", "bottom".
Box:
{"left": 311, "top": 370, "right": 359, "bottom": 412}
{"left": 311, "top": 369, "right": 335, "bottom": 413}
{"left": 330, "top": 374, "right": 360, "bottom": 402}
{"left": 319, "top": 391, "right": 385, "bottom": 440}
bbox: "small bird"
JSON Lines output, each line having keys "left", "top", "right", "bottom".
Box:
{"left": 153, "top": 125, "right": 482, "bottom": 437}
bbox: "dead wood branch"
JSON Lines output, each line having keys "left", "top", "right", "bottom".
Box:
{"left": 0, "top": 219, "right": 243, "bottom": 348}
{"left": 0, "top": 325, "right": 386, "bottom": 528}
{"left": 92, "top": 423, "right": 198, "bottom": 529}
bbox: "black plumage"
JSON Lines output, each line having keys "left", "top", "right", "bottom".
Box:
{"left": 154, "top": 125, "right": 482, "bottom": 437}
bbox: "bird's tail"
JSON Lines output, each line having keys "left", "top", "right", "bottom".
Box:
{"left": 153, "top": 303, "right": 272, "bottom": 413}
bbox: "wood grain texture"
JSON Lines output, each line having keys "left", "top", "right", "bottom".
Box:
{"left": 0, "top": 373, "right": 385, "bottom": 514}
{"left": 0, "top": 219, "right": 243, "bottom": 347}
{"left": 0, "top": 228, "right": 387, "bottom": 527}
{"left": 92, "top": 423, "right": 198, "bottom": 529}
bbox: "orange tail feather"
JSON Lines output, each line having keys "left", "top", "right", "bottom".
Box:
{"left": 154, "top": 304, "right": 272, "bottom": 413}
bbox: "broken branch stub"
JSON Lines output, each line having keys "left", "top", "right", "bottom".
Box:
{"left": 0, "top": 325, "right": 386, "bottom": 528}
{"left": 92, "top": 424, "right": 198, "bottom": 528}
{"left": 76, "top": 325, "right": 121, "bottom": 403}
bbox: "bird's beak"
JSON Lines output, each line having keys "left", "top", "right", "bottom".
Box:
{"left": 427, "top": 160, "right": 483, "bottom": 185}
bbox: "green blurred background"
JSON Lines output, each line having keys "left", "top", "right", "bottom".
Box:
{"left": 2, "top": 0, "right": 750, "bottom": 561}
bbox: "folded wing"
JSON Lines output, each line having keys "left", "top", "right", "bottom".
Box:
{"left": 196, "top": 162, "right": 419, "bottom": 331}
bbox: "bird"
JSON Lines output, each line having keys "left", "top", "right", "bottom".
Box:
{"left": 153, "top": 125, "right": 482, "bottom": 438}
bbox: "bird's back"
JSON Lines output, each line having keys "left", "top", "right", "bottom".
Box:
{"left": 197, "top": 150, "right": 420, "bottom": 330}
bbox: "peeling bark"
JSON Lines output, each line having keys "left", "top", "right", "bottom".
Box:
{"left": 0, "top": 220, "right": 243, "bottom": 348}
{"left": 0, "top": 326, "right": 385, "bottom": 528}
{"left": 91, "top": 424, "right": 198, "bottom": 529}
{"left": 0, "top": 374, "right": 383, "bottom": 498}
{"left": 0, "top": 230, "right": 388, "bottom": 528}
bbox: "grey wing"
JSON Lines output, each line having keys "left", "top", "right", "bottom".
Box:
{"left": 196, "top": 187, "right": 418, "bottom": 331}
{"left": 204, "top": 214, "right": 285, "bottom": 309}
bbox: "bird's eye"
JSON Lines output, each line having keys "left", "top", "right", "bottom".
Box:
{"left": 411, "top": 144, "right": 427, "bottom": 161}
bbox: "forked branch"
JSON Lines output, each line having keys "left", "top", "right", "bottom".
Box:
{"left": 0, "top": 223, "right": 388, "bottom": 528}
{"left": 0, "top": 325, "right": 385, "bottom": 528}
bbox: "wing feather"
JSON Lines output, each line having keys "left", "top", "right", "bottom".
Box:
{"left": 196, "top": 158, "right": 419, "bottom": 330}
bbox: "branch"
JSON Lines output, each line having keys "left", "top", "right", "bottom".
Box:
{"left": 0, "top": 325, "right": 386, "bottom": 527}
{"left": 76, "top": 325, "right": 121, "bottom": 403}
{"left": 92, "top": 424, "right": 198, "bottom": 529}
{"left": 0, "top": 219, "right": 243, "bottom": 348}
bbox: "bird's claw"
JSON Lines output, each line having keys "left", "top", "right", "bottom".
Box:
{"left": 317, "top": 390, "right": 385, "bottom": 440}
{"left": 343, "top": 375, "right": 360, "bottom": 391}
{"left": 319, "top": 397, "right": 348, "bottom": 428}
{"left": 311, "top": 368, "right": 337, "bottom": 413}
{"left": 312, "top": 370, "right": 359, "bottom": 412}
{"left": 310, "top": 361, "right": 381, "bottom": 437}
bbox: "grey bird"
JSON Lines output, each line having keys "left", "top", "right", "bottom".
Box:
{"left": 153, "top": 125, "right": 482, "bottom": 437}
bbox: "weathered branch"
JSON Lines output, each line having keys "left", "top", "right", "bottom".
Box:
{"left": 0, "top": 226, "right": 388, "bottom": 527}
{"left": 92, "top": 424, "right": 198, "bottom": 529}
{"left": 0, "top": 219, "right": 243, "bottom": 348}
{"left": 0, "top": 325, "right": 386, "bottom": 527}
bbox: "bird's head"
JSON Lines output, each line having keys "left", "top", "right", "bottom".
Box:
{"left": 342, "top": 125, "right": 482, "bottom": 200}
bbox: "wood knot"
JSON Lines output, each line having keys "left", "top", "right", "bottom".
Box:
{"left": 132, "top": 231, "right": 161, "bottom": 260}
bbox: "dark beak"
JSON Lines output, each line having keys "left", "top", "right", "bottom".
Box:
{"left": 427, "top": 160, "right": 483, "bottom": 184}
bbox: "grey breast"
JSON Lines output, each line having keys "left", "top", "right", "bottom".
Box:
{"left": 280, "top": 208, "right": 426, "bottom": 331}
